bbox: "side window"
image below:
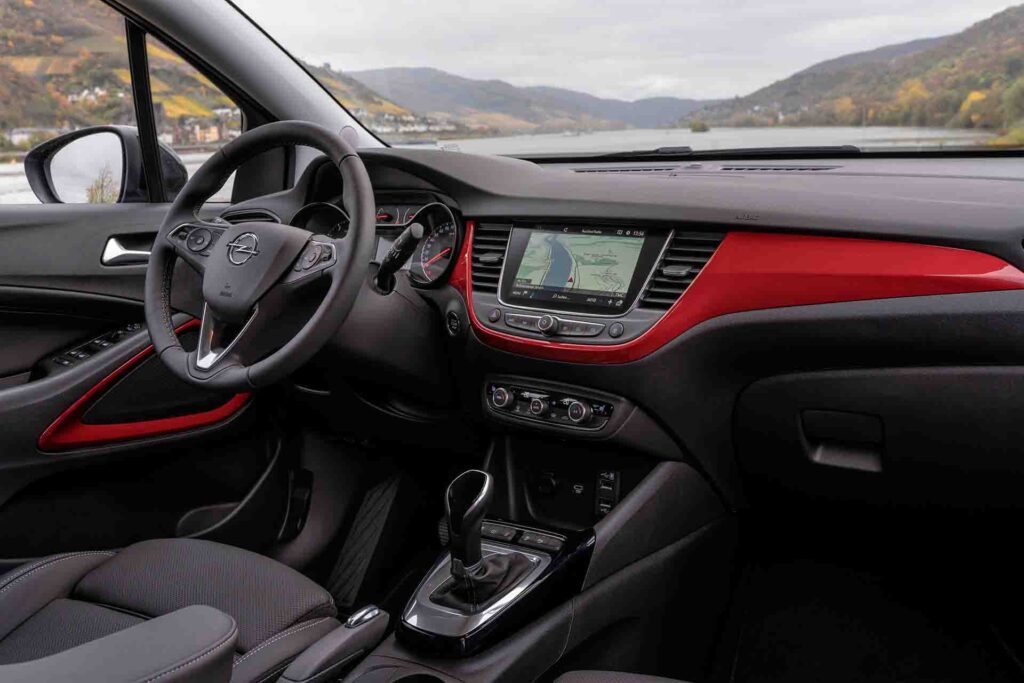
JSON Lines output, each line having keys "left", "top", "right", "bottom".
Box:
{"left": 0, "top": 0, "right": 136, "bottom": 204}
{"left": 146, "top": 36, "right": 241, "bottom": 202}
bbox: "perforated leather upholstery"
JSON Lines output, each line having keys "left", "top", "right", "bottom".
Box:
{"left": 0, "top": 539, "right": 340, "bottom": 683}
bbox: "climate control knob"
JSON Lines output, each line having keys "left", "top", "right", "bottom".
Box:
{"left": 566, "top": 399, "right": 593, "bottom": 425}
{"left": 529, "top": 397, "right": 550, "bottom": 416}
{"left": 491, "top": 387, "right": 514, "bottom": 409}
{"left": 537, "top": 314, "right": 559, "bottom": 336}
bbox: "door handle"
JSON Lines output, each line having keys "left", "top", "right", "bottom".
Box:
{"left": 102, "top": 237, "right": 151, "bottom": 266}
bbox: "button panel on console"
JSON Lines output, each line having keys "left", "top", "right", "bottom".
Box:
{"left": 487, "top": 382, "right": 613, "bottom": 430}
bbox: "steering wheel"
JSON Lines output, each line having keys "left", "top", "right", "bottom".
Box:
{"left": 144, "top": 121, "right": 375, "bottom": 391}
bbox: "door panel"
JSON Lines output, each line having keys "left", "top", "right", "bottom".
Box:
{"left": 0, "top": 204, "right": 284, "bottom": 559}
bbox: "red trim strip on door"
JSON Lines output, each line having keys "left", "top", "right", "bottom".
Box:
{"left": 451, "top": 222, "right": 1024, "bottom": 364}
{"left": 38, "top": 320, "right": 251, "bottom": 451}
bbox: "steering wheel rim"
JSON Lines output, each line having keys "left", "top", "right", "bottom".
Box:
{"left": 144, "top": 120, "right": 375, "bottom": 391}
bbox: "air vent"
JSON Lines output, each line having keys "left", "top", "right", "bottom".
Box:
{"left": 219, "top": 208, "right": 280, "bottom": 224}
{"left": 574, "top": 166, "right": 678, "bottom": 175}
{"left": 471, "top": 223, "right": 512, "bottom": 293}
{"left": 639, "top": 232, "right": 724, "bottom": 310}
{"left": 718, "top": 165, "right": 838, "bottom": 172}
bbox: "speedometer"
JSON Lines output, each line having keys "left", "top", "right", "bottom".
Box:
{"left": 409, "top": 204, "right": 461, "bottom": 286}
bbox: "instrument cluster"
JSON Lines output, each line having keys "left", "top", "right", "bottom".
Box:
{"left": 290, "top": 198, "right": 462, "bottom": 287}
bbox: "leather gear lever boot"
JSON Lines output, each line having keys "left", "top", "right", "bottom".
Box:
{"left": 431, "top": 551, "right": 534, "bottom": 613}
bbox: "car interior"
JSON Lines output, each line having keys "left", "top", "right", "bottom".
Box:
{"left": 1, "top": 1, "right": 1024, "bottom": 682}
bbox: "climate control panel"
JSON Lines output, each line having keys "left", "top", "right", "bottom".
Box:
{"left": 486, "top": 382, "right": 613, "bottom": 430}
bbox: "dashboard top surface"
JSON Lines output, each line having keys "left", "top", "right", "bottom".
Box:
{"left": 355, "top": 148, "right": 1024, "bottom": 269}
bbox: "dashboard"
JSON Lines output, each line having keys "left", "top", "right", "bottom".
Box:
{"left": 234, "top": 149, "right": 1024, "bottom": 508}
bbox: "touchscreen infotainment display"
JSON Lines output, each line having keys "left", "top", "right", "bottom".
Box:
{"left": 500, "top": 225, "right": 664, "bottom": 315}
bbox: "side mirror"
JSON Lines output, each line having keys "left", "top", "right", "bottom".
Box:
{"left": 25, "top": 126, "right": 188, "bottom": 204}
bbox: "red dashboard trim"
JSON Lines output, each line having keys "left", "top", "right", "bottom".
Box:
{"left": 451, "top": 222, "right": 1024, "bottom": 364}
{"left": 38, "top": 320, "right": 251, "bottom": 452}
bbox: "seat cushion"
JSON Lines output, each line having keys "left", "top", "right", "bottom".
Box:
{"left": 0, "top": 539, "right": 340, "bottom": 683}
{"left": 555, "top": 672, "right": 688, "bottom": 683}
{"left": 74, "top": 538, "right": 335, "bottom": 651}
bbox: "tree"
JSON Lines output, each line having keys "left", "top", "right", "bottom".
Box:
{"left": 86, "top": 164, "right": 118, "bottom": 204}
{"left": 1003, "top": 78, "right": 1024, "bottom": 126}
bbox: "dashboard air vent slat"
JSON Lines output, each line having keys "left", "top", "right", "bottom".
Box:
{"left": 574, "top": 166, "right": 678, "bottom": 175}
{"left": 719, "top": 165, "right": 838, "bottom": 172}
{"left": 471, "top": 223, "right": 512, "bottom": 294}
{"left": 639, "top": 231, "right": 724, "bottom": 310}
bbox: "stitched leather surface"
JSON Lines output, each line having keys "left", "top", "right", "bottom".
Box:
{"left": 0, "top": 598, "right": 142, "bottom": 664}
{"left": 74, "top": 538, "right": 336, "bottom": 652}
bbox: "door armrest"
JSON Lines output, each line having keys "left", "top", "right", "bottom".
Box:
{"left": 0, "top": 605, "right": 237, "bottom": 683}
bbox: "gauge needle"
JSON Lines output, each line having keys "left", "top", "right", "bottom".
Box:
{"left": 423, "top": 247, "right": 452, "bottom": 268}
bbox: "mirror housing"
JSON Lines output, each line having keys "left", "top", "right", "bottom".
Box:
{"left": 25, "top": 125, "right": 188, "bottom": 204}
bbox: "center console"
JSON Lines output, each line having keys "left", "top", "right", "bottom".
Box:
{"left": 395, "top": 470, "right": 594, "bottom": 658}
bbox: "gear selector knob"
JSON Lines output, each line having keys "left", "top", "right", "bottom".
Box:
{"left": 446, "top": 469, "right": 493, "bottom": 578}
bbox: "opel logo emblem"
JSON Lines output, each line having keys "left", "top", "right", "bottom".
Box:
{"left": 226, "top": 233, "right": 260, "bottom": 265}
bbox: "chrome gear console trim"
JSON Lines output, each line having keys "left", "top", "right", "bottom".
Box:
{"left": 401, "top": 541, "right": 549, "bottom": 638}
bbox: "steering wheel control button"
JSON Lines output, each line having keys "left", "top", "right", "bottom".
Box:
{"left": 608, "top": 322, "right": 625, "bottom": 338}
{"left": 537, "top": 314, "right": 559, "bottom": 336}
{"left": 301, "top": 244, "right": 323, "bottom": 270}
{"left": 488, "top": 308, "right": 502, "bottom": 323}
{"left": 567, "top": 399, "right": 593, "bottom": 424}
{"left": 186, "top": 228, "right": 213, "bottom": 252}
{"left": 491, "top": 386, "right": 514, "bottom": 409}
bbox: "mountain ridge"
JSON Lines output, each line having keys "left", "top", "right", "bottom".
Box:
{"left": 696, "top": 5, "right": 1024, "bottom": 131}
{"left": 349, "top": 67, "right": 715, "bottom": 132}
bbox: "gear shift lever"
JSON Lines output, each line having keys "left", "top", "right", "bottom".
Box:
{"left": 433, "top": 469, "right": 533, "bottom": 614}
{"left": 446, "top": 469, "right": 492, "bottom": 578}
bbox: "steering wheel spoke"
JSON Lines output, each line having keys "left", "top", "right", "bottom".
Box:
{"left": 194, "top": 302, "right": 262, "bottom": 372}
{"left": 167, "top": 220, "right": 228, "bottom": 274}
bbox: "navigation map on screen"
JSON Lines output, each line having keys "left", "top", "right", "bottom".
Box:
{"left": 513, "top": 229, "right": 645, "bottom": 298}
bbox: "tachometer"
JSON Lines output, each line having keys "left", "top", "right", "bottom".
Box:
{"left": 409, "top": 203, "right": 461, "bottom": 286}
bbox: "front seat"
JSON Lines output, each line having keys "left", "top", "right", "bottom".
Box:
{"left": 0, "top": 538, "right": 340, "bottom": 682}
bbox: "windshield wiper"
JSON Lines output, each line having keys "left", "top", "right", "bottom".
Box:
{"left": 522, "top": 144, "right": 864, "bottom": 163}
{"left": 573, "top": 146, "right": 694, "bottom": 161}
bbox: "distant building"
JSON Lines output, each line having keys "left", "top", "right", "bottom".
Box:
{"left": 6, "top": 127, "right": 64, "bottom": 146}
{"left": 194, "top": 125, "right": 221, "bottom": 144}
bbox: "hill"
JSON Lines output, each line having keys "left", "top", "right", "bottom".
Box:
{"left": 799, "top": 36, "right": 950, "bottom": 77}
{"left": 697, "top": 4, "right": 1024, "bottom": 131}
{"left": 349, "top": 67, "right": 713, "bottom": 132}
{"left": 0, "top": 0, "right": 424, "bottom": 147}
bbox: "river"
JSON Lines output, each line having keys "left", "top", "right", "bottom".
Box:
{"left": 0, "top": 127, "right": 995, "bottom": 204}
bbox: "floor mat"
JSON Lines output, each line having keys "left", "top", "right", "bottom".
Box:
{"left": 729, "top": 560, "right": 1021, "bottom": 683}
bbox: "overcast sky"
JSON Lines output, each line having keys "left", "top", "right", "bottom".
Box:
{"left": 234, "top": 0, "right": 1020, "bottom": 101}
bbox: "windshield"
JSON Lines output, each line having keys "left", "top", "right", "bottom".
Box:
{"left": 236, "top": 1, "right": 1024, "bottom": 156}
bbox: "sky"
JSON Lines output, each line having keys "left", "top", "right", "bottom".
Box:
{"left": 233, "top": 0, "right": 1020, "bottom": 102}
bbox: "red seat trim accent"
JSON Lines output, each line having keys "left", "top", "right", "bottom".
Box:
{"left": 451, "top": 223, "right": 1024, "bottom": 364}
{"left": 38, "top": 320, "right": 251, "bottom": 451}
